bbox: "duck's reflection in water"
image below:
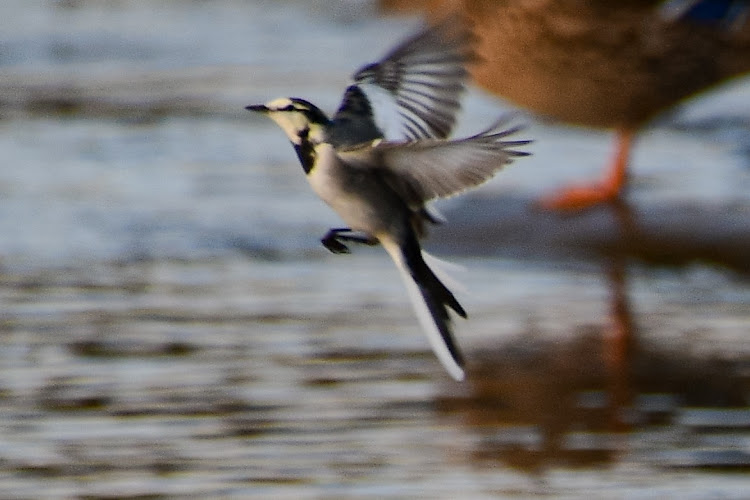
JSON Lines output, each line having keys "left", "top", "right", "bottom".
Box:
{"left": 438, "top": 202, "right": 750, "bottom": 475}
{"left": 439, "top": 329, "right": 750, "bottom": 474}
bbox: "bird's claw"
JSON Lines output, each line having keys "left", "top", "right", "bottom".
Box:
{"left": 322, "top": 236, "right": 351, "bottom": 254}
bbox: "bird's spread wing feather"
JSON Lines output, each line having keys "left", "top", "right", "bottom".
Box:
{"left": 341, "top": 118, "right": 530, "bottom": 206}
{"left": 331, "top": 17, "right": 474, "bottom": 144}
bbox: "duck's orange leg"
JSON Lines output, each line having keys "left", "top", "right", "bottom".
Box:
{"left": 539, "top": 129, "right": 634, "bottom": 211}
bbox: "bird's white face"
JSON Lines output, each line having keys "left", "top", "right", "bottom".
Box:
{"left": 251, "top": 97, "right": 327, "bottom": 145}
{"left": 262, "top": 98, "right": 310, "bottom": 144}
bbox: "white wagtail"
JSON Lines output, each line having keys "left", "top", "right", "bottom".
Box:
{"left": 247, "top": 19, "right": 530, "bottom": 380}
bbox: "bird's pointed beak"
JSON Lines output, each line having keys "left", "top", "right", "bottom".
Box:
{"left": 245, "top": 104, "right": 269, "bottom": 113}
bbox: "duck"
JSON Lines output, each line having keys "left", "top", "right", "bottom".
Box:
{"left": 408, "top": 0, "right": 750, "bottom": 210}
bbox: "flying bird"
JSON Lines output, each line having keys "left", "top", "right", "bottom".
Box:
{"left": 247, "top": 19, "right": 530, "bottom": 380}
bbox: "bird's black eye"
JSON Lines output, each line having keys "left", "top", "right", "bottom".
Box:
{"left": 299, "top": 127, "right": 309, "bottom": 139}
{"left": 282, "top": 104, "right": 295, "bottom": 112}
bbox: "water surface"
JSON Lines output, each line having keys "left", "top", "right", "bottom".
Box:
{"left": 1, "top": 1, "right": 749, "bottom": 498}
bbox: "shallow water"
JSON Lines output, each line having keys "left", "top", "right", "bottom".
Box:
{"left": 1, "top": 1, "right": 749, "bottom": 498}
{"left": 1, "top": 256, "right": 749, "bottom": 498}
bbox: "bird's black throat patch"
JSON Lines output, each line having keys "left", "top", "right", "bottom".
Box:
{"left": 293, "top": 127, "right": 316, "bottom": 174}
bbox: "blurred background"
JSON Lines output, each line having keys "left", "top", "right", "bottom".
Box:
{"left": 1, "top": 0, "right": 749, "bottom": 498}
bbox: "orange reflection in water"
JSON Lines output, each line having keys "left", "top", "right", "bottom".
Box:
{"left": 439, "top": 202, "right": 750, "bottom": 475}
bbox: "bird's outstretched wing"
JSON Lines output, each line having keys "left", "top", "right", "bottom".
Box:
{"left": 341, "top": 117, "right": 530, "bottom": 207}
{"left": 329, "top": 17, "right": 475, "bottom": 147}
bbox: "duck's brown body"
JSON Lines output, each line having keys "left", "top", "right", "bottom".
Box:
{"left": 383, "top": 0, "right": 750, "bottom": 209}
{"left": 464, "top": 0, "right": 750, "bottom": 130}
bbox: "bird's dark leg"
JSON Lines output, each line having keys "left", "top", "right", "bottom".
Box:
{"left": 322, "top": 228, "right": 351, "bottom": 254}
{"left": 321, "top": 228, "right": 377, "bottom": 254}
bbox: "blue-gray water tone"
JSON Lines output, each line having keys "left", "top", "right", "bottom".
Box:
{"left": 2, "top": 0, "right": 750, "bottom": 269}
{"left": 1, "top": 1, "right": 750, "bottom": 498}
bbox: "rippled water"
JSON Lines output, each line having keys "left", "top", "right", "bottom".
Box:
{"left": 1, "top": 1, "right": 750, "bottom": 498}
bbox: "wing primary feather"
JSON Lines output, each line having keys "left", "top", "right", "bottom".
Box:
{"left": 333, "top": 15, "right": 475, "bottom": 142}
{"left": 398, "top": 110, "right": 434, "bottom": 139}
{"left": 360, "top": 117, "right": 532, "bottom": 202}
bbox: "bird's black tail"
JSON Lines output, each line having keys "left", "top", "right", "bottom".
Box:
{"left": 382, "top": 231, "right": 466, "bottom": 380}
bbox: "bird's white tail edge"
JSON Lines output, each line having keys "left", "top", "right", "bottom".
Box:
{"left": 381, "top": 238, "right": 465, "bottom": 381}
{"left": 423, "top": 251, "right": 467, "bottom": 295}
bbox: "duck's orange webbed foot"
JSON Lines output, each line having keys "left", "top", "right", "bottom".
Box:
{"left": 537, "top": 177, "right": 624, "bottom": 210}
{"left": 538, "top": 129, "right": 635, "bottom": 212}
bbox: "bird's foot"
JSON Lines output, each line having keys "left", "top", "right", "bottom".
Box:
{"left": 321, "top": 228, "right": 377, "bottom": 254}
{"left": 537, "top": 182, "right": 622, "bottom": 212}
{"left": 321, "top": 234, "right": 351, "bottom": 254}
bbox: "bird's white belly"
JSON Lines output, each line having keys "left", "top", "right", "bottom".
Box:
{"left": 306, "top": 144, "right": 382, "bottom": 234}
